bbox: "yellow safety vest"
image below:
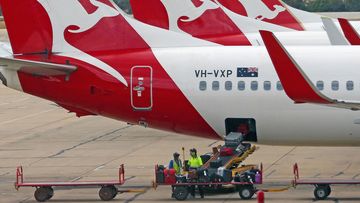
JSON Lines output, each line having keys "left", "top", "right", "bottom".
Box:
{"left": 188, "top": 156, "right": 203, "bottom": 168}
{"left": 173, "top": 160, "right": 181, "bottom": 174}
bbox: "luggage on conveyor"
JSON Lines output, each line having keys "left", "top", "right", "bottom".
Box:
{"left": 200, "top": 154, "right": 211, "bottom": 164}
{"left": 217, "top": 167, "right": 233, "bottom": 182}
{"left": 225, "top": 132, "right": 243, "bottom": 147}
{"left": 207, "top": 168, "right": 218, "bottom": 178}
{"left": 222, "top": 169, "right": 233, "bottom": 182}
{"left": 210, "top": 159, "right": 222, "bottom": 168}
{"left": 220, "top": 147, "right": 234, "bottom": 156}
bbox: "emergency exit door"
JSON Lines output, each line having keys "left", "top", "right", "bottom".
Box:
{"left": 130, "top": 66, "right": 153, "bottom": 111}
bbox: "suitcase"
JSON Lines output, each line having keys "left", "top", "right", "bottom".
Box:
{"left": 220, "top": 147, "right": 234, "bottom": 156}
{"left": 200, "top": 154, "right": 211, "bottom": 164}
{"left": 207, "top": 168, "right": 218, "bottom": 178}
{"left": 176, "top": 175, "right": 187, "bottom": 183}
{"left": 156, "top": 171, "right": 165, "bottom": 183}
{"left": 164, "top": 169, "right": 176, "bottom": 184}
{"left": 197, "top": 169, "right": 209, "bottom": 182}
{"left": 222, "top": 169, "right": 233, "bottom": 182}
{"left": 255, "top": 172, "right": 262, "bottom": 184}
{"left": 225, "top": 132, "right": 243, "bottom": 147}
{"left": 210, "top": 159, "right": 222, "bottom": 168}
{"left": 188, "top": 169, "right": 198, "bottom": 179}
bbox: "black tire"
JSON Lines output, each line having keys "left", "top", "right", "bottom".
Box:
{"left": 239, "top": 185, "right": 255, "bottom": 200}
{"left": 34, "top": 187, "right": 51, "bottom": 202}
{"left": 110, "top": 185, "right": 118, "bottom": 199}
{"left": 99, "top": 186, "right": 117, "bottom": 201}
{"left": 314, "top": 186, "right": 329, "bottom": 200}
{"left": 173, "top": 186, "right": 189, "bottom": 201}
{"left": 325, "top": 185, "right": 331, "bottom": 196}
{"left": 45, "top": 187, "right": 54, "bottom": 200}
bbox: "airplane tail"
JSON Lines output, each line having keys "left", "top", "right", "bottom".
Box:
{"left": 0, "top": 0, "right": 53, "bottom": 55}
{"left": 0, "top": 0, "right": 152, "bottom": 56}
{"left": 217, "top": 0, "right": 306, "bottom": 31}
{"left": 130, "top": 0, "right": 252, "bottom": 46}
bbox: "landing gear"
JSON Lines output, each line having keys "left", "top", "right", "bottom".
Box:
{"left": 314, "top": 184, "right": 331, "bottom": 200}
{"left": 99, "top": 185, "right": 118, "bottom": 201}
{"left": 238, "top": 185, "right": 255, "bottom": 200}
{"left": 34, "top": 187, "right": 54, "bottom": 202}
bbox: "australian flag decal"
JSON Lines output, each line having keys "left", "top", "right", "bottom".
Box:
{"left": 237, "top": 67, "right": 258, "bottom": 77}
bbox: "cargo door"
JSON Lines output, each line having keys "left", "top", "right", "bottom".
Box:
{"left": 131, "top": 66, "right": 153, "bottom": 111}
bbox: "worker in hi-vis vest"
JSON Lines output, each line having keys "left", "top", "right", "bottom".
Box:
{"left": 169, "top": 152, "right": 182, "bottom": 175}
{"left": 188, "top": 148, "right": 204, "bottom": 199}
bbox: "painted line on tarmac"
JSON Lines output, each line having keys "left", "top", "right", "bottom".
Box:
{"left": 124, "top": 187, "right": 150, "bottom": 203}
{"left": 47, "top": 126, "right": 131, "bottom": 158}
{"left": 0, "top": 97, "right": 29, "bottom": 107}
{"left": 352, "top": 173, "right": 360, "bottom": 179}
{"left": 332, "top": 162, "right": 352, "bottom": 178}
{"left": 0, "top": 109, "right": 55, "bottom": 125}
{"left": 208, "top": 141, "right": 219, "bottom": 147}
{"left": 264, "top": 147, "right": 297, "bottom": 172}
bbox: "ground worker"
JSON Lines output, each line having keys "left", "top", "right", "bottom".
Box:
{"left": 188, "top": 148, "right": 204, "bottom": 199}
{"left": 169, "top": 152, "right": 182, "bottom": 175}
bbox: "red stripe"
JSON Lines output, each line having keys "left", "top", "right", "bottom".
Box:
{"left": 339, "top": 18, "right": 360, "bottom": 45}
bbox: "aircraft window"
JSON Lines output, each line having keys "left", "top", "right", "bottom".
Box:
{"left": 331, "top": 81, "right": 339, "bottom": 91}
{"left": 316, "top": 81, "right": 324, "bottom": 91}
{"left": 264, "top": 81, "right": 271, "bottom": 91}
{"left": 346, "top": 81, "right": 354, "bottom": 91}
{"left": 251, "top": 81, "right": 258, "bottom": 91}
{"left": 238, "top": 81, "right": 245, "bottom": 91}
{"left": 225, "top": 81, "right": 232, "bottom": 91}
{"left": 199, "top": 81, "right": 207, "bottom": 91}
{"left": 212, "top": 81, "right": 220, "bottom": 91}
{"left": 276, "top": 81, "right": 283, "bottom": 91}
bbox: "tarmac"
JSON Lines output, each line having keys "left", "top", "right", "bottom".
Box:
{"left": 0, "top": 15, "right": 360, "bottom": 202}
{"left": 0, "top": 83, "right": 360, "bottom": 203}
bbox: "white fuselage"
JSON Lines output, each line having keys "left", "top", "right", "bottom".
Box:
{"left": 152, "top": 45, "right": 360, "bottom": 146}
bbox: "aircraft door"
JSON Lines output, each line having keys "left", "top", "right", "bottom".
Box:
{"left": 131, "top": 66, "right": 153, "bottom": 111}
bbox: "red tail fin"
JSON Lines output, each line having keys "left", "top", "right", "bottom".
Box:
{"left": 0, "top": 0, "right": 53, "bottom": 54}
{"left": 217, "top": 0, "right": 304, "bottom": 31}
{"left": 130, "top": 0, "right": 251, "bottom": 46}
{"left": 338, "top": 18, "right": 360, "bottom": 45}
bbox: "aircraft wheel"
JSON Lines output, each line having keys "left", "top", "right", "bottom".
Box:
{"left": 99, "top": 185, "right": 117, "bottom": 201}
{"left": 34, "top": 187, "right": 52, "bottom": 202}
{"left": 239, "top": 185, "right": 255, "bottom": 200}
{"left": 314, "top": 185, "right": 330, "bottom": 200}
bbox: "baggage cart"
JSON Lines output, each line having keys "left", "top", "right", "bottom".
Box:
{"left": 293, "top": 163, "right": 360, "bottom": 200}
{"left": 15, "top": 164, "right": 141, "bottom": 202}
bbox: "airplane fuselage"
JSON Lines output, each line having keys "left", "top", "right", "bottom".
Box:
{"left": 2, "top": 45, "right": 360, "bottom": 146}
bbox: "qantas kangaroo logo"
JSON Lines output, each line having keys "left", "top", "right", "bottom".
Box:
{"left": 237, "top": 0, "right": 286, "bottom": 21}
{"left": 161, "top": 0, "right": 219, "bottom": 33}
{"left": 37, "top": 0, "right": 128, "bottom": 86}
